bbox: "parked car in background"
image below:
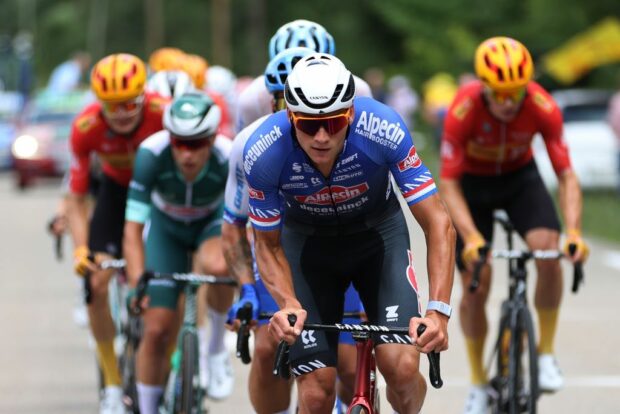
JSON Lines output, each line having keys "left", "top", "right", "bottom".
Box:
{"left": 533, "top": 89, "right": 618, "bottom": 190}
{"left": 11, "top": 90, "right": 93, "bottom": 188}
{"left": 0, "top": 91, "right": 23, "bottom": 169}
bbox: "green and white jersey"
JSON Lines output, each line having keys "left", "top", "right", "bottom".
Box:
{"left": 126, "top": 130, "right": 231, "bottom": 224}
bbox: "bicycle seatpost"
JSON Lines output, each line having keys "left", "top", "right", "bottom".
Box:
{"left": 236, "top": 302, "right": 253, "bottom": 364}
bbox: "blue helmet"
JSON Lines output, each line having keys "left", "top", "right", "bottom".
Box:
{"left": 268, "top": 19, "right": 335, "bottom": 59}
{"left": 264, "top": 47, "right": 315, "bottom": 94}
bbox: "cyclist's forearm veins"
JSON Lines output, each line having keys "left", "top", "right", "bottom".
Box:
{"left": 222, "top": 223, "right": 255, "bottom": 285}
{"left": 558, "top": 170, "right": 583, "bottom": 231}
{"left": 255, "top": 235, "right": 299, "bottom": 309}
{"left": 123, "top": 221, "right": 145, "bottom": 287}
{"left": 66, "top": 193, "right": 90, "bottom": 247}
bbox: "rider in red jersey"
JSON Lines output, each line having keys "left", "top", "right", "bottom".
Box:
{"left": 439, "top": 37, "right": 589, "bottom": 414}
{"left": 66, "top": 53, "right": 167, "bottom": 414}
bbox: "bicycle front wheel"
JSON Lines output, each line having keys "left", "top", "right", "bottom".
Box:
{"left": 349, "top": 405, "right": 371, "bottom": 414}
{"left": 507, "top": 307, "right": 538, "bottom": 414}
{"left": 180, "top": 331, "right": 199, "bottom": 414}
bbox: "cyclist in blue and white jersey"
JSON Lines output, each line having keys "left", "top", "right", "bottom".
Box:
{"left": 244, "top": 54, "right": 456, "bottom": 414}
{"left": 224, "top": 47, "right": 365, "bottom": 413}
{"left": 236, "top": 19, "right": 372, "bottom": 132}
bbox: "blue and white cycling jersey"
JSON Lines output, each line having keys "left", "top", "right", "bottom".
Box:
{"left": 243, "top": 97, "right": 437, "bottom": 231}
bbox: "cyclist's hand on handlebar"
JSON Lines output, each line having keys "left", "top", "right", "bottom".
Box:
{"left": 268, "top": 307, "right": 306, "bottom": 345}
{"left": 226, "top": 283, "right": 260, "bottom": 330}
{"left": 73, "top": 246, "right": 98, "bottom": 277}
{"left": 410, "top": 312, "right": 449, "bottom": 354}
{"left": 563, "top": 229, "right": 589, "bottom": 263}
{"left": 462, "top": 232, "right": 487, "bottom": 270}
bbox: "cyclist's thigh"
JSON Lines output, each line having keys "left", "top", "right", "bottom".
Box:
{"left": 144, "top": 211, "right": 189, "bottom": 310}
{"left": 351, "top": 212, "right": 419, "bottom": 346}
{"left": 281, "top": 227, "right": 347, "bottom": 375}
{"left": 88, "top": 176, "right": 127, "bottom": 257}
{"left": 503, "top": 164, "right": 561, "bottom": 237}
{"left": 195, "top": 209, "right": 227, "bottom": 275}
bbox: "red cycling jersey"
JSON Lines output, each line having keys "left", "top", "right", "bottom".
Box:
{"left": 440, "top": 80, "right": 571, "bottom": 179}
{"left": 69, "top": 93, "right": 168, "bottom": 194}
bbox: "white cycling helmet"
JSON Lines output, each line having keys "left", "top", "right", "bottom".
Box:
{"left": 269, "top": 19, "right": 335, "bottom": 59}
{"left": 163, "top": 92, "right": 221, "bottom": 139}
{"left": 147, "top": 70, "right": 195, "bottom": 99}
{"left": 284, "top": 53, "right": 355, "bottom": 115}
{"left": 206, "top": 65, "right": 237, "bottom": 97}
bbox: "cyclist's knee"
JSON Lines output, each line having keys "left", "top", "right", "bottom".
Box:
{"left": 253, "top": 332, "right": 277, "bottom": 366}
{"left": 142, "top": 314, "right": 174, "bottom": 352}
{"left": 297, "top": 369, "right": 337, "bottom": 412}
{"left": 377, "top": 346, "right": 420, "bottom": 390}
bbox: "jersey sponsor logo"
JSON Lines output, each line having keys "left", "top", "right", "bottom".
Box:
{"left": 292, "top": 162, "right": 303, "bottom": 173}
{"left": 301, "top": 330, "right": 317, "bottom": 349}
{"left": 332, "top": 170, "right": 363, "bottom": 182}
{"left": 248, "top": 187, "right": 265, "bottom": 200}
{"left": 310, "top": 177, "right": 322, "bottom": 186}
{"left": 75, "top": 113, "right": 99, "bottom": 133}
{"left": 291, "top": 359, "right": 327, "bottom": 376}
{"left": 452, "top": 97, "right": 473, "bottom": 121}
{"left": 334, "top": 163, "right": 362, "bottom": 175}
{"left": 339, "top": 152, "right": 358, "bottom": 166}
{"left": 532, "top": 92, "right": 554, "bottom": 113}
{"left": 243, "top": 125, "right": 283, "bottom": 174}
{"left": 282, "top": 182, "right": 308, "bottom": 189}
{"left": 397, "top": 146, "right": 422, "bottom": 172}
{"left": 290, "top": 175, "right": 304, "bottom": 181}
{"left": 354, "top": 111, "right": 405, "bottom": 150}
{"left": 298, "top": 196, "right": 369, "bottom": 214}
{"left": 294, "top": 183, "right": 369, "bottom": 205}
{"left": 385, "top": 305, "right": 399, "bottom": 322}
{"left": 233, "top": 165, "right": 245, "bottom": 208}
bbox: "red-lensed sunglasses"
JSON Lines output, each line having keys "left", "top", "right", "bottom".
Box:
{"left": 485, "top": 87, "right": 526, "bottom": 104}
{"left": 290, "top": 107, "right": 352, "bottom": 136}
{"left": 170, "top": 136, "right": 212, "bottom": 151}
{"left": 102, "top": 96, "right": 144, "bottom": 116}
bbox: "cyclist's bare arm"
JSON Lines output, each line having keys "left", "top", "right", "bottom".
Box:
{"left": 438, "top": 178, "right": 479, "bottom": 240}
{"left": 123, "top": 220, "right": 145, "bottom": 288}
{"left": 221, "top": 222, "right": 255, "bottom": 285}
{"left": 254, "top": 228, "right": 305, "bottom": 341}
{"left": 409, "top": 193, "right": 456, "bottom": 352}
{"left": 66, "top": 192, "right": 91, "bottom": 248}
{"left": 557, "top": 169, "right": 582, "bottom": 232}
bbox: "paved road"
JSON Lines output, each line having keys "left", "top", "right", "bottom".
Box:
{"left": 1, "top": 173, "right": 619, "bottom": 413}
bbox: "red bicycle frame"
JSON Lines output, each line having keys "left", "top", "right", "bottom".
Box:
{"left": 348, "top": 331, "right": 379, "bottom": 413}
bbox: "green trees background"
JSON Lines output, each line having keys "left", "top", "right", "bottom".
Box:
{"left": 1, "top": 0, "right": 619, "bottom": 90}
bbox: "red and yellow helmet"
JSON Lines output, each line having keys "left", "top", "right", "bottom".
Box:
{"left": 90, "top": 53, "right": 147, "bottom": 102}
{"left": 182, "top": 54, "right": 208, "bottom": 89}
{"left": 475, "top": 37, "right": 533, "bottom": 91}
{"left": 148, "top": 47, "right": 186, "bottom": 72}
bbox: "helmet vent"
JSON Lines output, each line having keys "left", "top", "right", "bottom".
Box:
{"left": 342, "top": 74, "right": 355, "bottom": 102}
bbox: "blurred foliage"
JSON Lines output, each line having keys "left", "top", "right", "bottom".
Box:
{"left": 0, "top": 0, "right": 619, "bottom": 90}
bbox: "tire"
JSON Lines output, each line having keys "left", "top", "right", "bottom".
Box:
{"left": 120, "top": 317, "right": 142, "bottom": 414}
{"left": 507, "top": 307, "right": 538, "bottom": 414}
{"left": 488, "top": 311, "right": 510, "bottom": 414}
{"left": 180, "top": 331, "right": 198, "bottom": 414}
{"left": 349, "top": 405, "right": 371, "bottom": 414}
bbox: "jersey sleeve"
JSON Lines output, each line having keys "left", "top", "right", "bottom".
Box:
{"left": 125, "top": 139, "right": 161, "bottom": 224}
{"left": 353, "top": 75, "right": 373, "bottom": 98}
{"left": 439, "top": 86, "right": 475, "bottom": 180}
{"left": 243, "top": 117, "right": 287, "bottom": 231}
{"left": 532, "top": 88, "right": 572, "bottom": 176}
{"left": 388, "top": 134, "right": 438, "bottom": 206}
{"left": 68, "top": 118, "right": 92, "bottom": 195}
{"left": 223, "top": 131, "right": 250, "bottom": 226}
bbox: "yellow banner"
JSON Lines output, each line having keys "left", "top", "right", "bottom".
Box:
{"left": 543, "top": 17, "right": 620, "bottom": 85}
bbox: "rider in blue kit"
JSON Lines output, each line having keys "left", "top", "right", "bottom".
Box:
{"left": 244, "top": 53, "right": 455, "bottom": 414}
